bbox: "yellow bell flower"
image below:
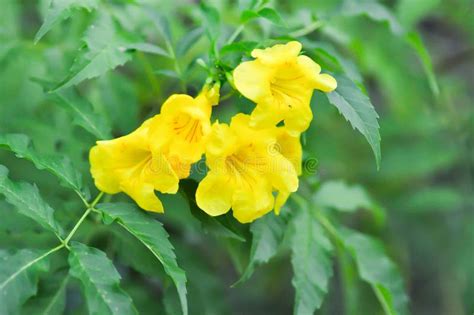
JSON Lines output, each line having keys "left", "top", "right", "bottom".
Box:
{"left": 196, "top": 114, "right": 299, "bottom": 223}
{"left": 149, "top": 84, "right": 220, "bottom": 165}
{"left": 233, "top": 41, "right": 337, "bottom": 134}
{"left": 89, "top": 84, "right": 219, "bottom": 213}
{"left": 89, "top": 117, "right": 181, "bottom": 213}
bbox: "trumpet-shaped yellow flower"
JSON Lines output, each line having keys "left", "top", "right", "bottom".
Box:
{"left": 196, "top": 114, "right": 299, "bottom": 223}
{"left": 89, "top": 84, "right": 219, "bottom": 213}
{"left": 149, "top": 84, "right": 219, "bottom": 165}
{"left": 233, "top": 41, "right": 337, "bottom": 135}
{"left": 89, "top": 118, "right": 181, "bottom": 213}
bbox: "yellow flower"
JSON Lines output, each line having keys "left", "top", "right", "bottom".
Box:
{"left": 89, "top": 117, "right": 182, "bottom": 213}
{"left": 233, "top": 41, "right": 337, "bottom": 134}
{"left": 196, "top": 114, "right": 299, "bottom": 223}
{"left": 149, "top": 84, "right": 220, "bottom": 165}
{"left": 89, "top": 84, "right": 219, "bottom": 213}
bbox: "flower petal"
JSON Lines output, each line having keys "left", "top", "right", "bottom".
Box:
{"left": 314, "top": 73, "right": 337, "bottom": 92}
{"left": 233, "top": 60, "right": 272, "bottom": 103}
{"left": 196, "top": 170, "right": 234, "bottom": 216}
{"left": 232, "top": 181, "right": 274, "bottom": 223}
{"left": 274, "top": 190, "right": 291, "bottom": 215}
{"left": 120, "top": 181, "right": 164, "bottom": 213}
{"left": 251, "top": 41, "right": 302, "bottom": 65}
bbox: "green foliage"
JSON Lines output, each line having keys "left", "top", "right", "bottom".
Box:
{"left": 0, "top": 0, "right": 471, "bottom": 314}
{"left": 98, "top": 202, "right": 188, "bottom": 315}
{"left": 0, "top": 249, "right": 50, "bottom": 315}
{"left": 68, "top": 242, "right": 138, "bottom": 315}
{"left": 326, "top": 74, "right": 381, "bottom": 168}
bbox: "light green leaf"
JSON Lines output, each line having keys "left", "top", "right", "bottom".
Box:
{"left": 326, "top": 74, "right": 381, "bottom": 169}
{"left": 0, "top": 133, "right": 89, "bottom": 198}
{"left": 406, "top": 32, "right": 439, "bottom": 96}
{"left": 68, "top": 242, "right": 138, "bottom": 315}
{"left": 237, "top": 213, "right": 286, "bottom": 284}
{"left": 314, "top": 180, "right": 373, "bottom": 212}
{"left": 35, "top": 0, "right": 99, "bottom": 44}
{"left": 342, "top": 0, "right": 403, "bottom": 35}
{"left": 22, "top": 274, "right": 69, "bottom": 315}
{"left": 40, "top": 86, "right": 112, "bottom": 139}
{"left": 124, "top": 42, "right": 170, "bottom": 57}
{"left": 341, "top": 228, "right": 409, "bottom": 315}
{"left": 0, "top": 249, "right": 50, "bottom": 315}
{"left": 97, "top": 202, "right": 188, "bottom": 315}
{"left": 54, "top": 14, "right": 128, "bottom": 90}
{"left": 0, "top": 165, "right": 63, "bottom": 236}
{"left": 200, "top": 2, "right": 220, "bottom": 41}
{"left": 257, "top": 7, "right": 286, "bottom": 26}
{"left": 176, "top": 27, "right": 204, "bottom": 57}
{"left": 291, "top": 207, "right": 334, "bottom": 315}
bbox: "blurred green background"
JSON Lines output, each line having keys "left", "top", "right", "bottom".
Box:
{"left": 0, "top": 0, "right": 472, "bottom": 314}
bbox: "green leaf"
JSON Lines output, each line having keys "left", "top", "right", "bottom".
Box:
{"left": 34, "top": 0, "right": 99, "bottom": 44}
{"left": 97, "top": 203, "right": 188, "bottom": 315}
{"left": 340, "top": 228, "right": 409, "bottom": 315}
{"left": 180, "top": 179, "right": 246, "bottom": 242}
{"left": 0, "top": 249, "right": 50, "bottom": 315}
{"left": 342, "top": 0, "right": 403, "bottom": 35}
{"left": 200, "top": 2, "right": 220, "bottom": 41}
{"left": 220, "top": 41, "right": 258, "bottom": 55}
{"left": 326, "top": 74, "right": 381, "bottom": 169}
{"left": 176, "top": 27, "right": 204, "bottom": 57}
{"left": 124, "top": 42, "right": 170, "bottom": 57}
{"left": 314, "top": 180, "right": 373, "bottom": 212}
{"left": 22, "top": 274, "right": 69, "bottom": 315}
{"left": 0, "top": 165, "right": 63, "bottom": 236}
{"left": 54, "top": 13, "right": 133, "bottom": 91}
{"left": 68, "top": 242, "right": 138, "bottom": 315}
{"left": 406, "top": 32, "right": 439, "bottom": 96}
{"left": 0, "top": 133, "right": 89, "bottom": 198}
{"left": 236, "top": 212, "right": 286, "bottom": 284}
{"left": 46, "top": 88, "right": 112, "bottom": 139}
{"left": 257, "top": 7, "right": 286, "bottom": 26}
{"left": 291, "top": 207, "right": 334, "bottom": 315}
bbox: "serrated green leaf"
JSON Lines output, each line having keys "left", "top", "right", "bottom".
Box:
{"left": 35, "top": 0, "right": 99, "bottom": 44}
{"left": 97, "top": 203, "right": 188, "bottom": 315}
{"left": 68, "top": 242, "right": 138, "bottom": 315}
{"left": 49, "top": 88, "right": 112, "bottom": 139}
{"left": 291, "top": 207, "right": 334, "bottom": 315}
{"left": 236, "top": 212, "right": 286, "bottom": 284}
{"left": 406, "top": 32, "right": 439, "bottom": 96}
{"left": 0, "top": 165, "right": 63, "bottom": 236}
{"left": 0, "top": 249, "right": 50, "bottom": 315}
{"left": 0, "top": 133, "right": 89, "bottom": 198}
{"left": 22, "top": 274, "right": 69, "bottom": 315}
{"left": 326, "top": 74, "right": 381, "bottom": 169}
{"left": 342, "top": 0, "right": 403, "bottom": 35}
{"left": 314, "top": 180, "right": 373, "bottom": 212}
{"left": 124, "top": 42, "right": 170, "bottom": 57}
{"left": 340, "top": 228, "right": 409, "bottom": 315}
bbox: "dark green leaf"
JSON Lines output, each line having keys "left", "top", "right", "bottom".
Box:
{"left": 124, "top": 42, "right": 170, "bottom": 57}
{"left": 0, "top": 249, "right": 50, "bottom": 315}
{"left": 314, "top": 180, "right": 373, "bottom": 212}
{"left": 326, "top": 74, "right": 381, "bottom": 169}
{"left": 291, "top": 207, "right": 334, "bottom": 315}
{"left": 68, "top": 242, "right": 138, "bottom": 315}
{"left": 22, "top": 274, "right": 69, "bottom": 315}
{"left": 236, "top": 212, "right": 286, "bottom": 284}
{"left": 35, "top": 0, "right": 99, "bottom": 43}
{"left": 97, "top": 202, "right": 188, "bottom": 315}
{"left": 0, "top": 165, "right": 63, "bottom": 236}
{"left": 340, "top": 228, "right": 409, "bottom": 315}
{"left": 0, "top": 134, "right": 89, "bottom": 198}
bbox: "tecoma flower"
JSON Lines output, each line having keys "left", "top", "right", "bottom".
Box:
{"left": 233, "top": 41, "right": 337, "bottom": 135}
{"left": 196, "top": 114, "right": 299, "bottom": 223}
{"left": 89, "top": 118, "right": 181, "bottom": 213}
{"left": 149, "top": 84, "right": 220, "bottom": 166}
{"left": 89, "top": 84, "right": 220, "bottom": 213}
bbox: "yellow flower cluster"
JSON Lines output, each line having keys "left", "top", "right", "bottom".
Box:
{"left": 89, "top": 41, "right": 336, "bottom": 223}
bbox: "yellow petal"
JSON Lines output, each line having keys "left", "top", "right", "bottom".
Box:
{"left": 274, "top": 190, "right": 291, "bottom": 215}
{"left": 232, "top": 181, "right": 274, "bottom": 223}
{"left": 89, "top": 144, "right": 121, "bottom": 193}
{"left": 264, "top": 151, "right": 299, "bottom": 194}
{"left": 120, "top": 181, "right": 164, "bottom": 213}
{"left": 196, "top": 170, "right": 234, "bottom": 216}
{"left": 276, "top": 130, "right": 303, "bottom": 175}
{"left": 251, "top": 41, "right": 302, "bottom": 65}
{"left": 315, "top": 73, "right": 337, "bottom": 92}
{"left": 233, "top": 60, "right": 272, "bottom": 103}
{"left": 205, "top": 122, "right": 238, "bottom": 158}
